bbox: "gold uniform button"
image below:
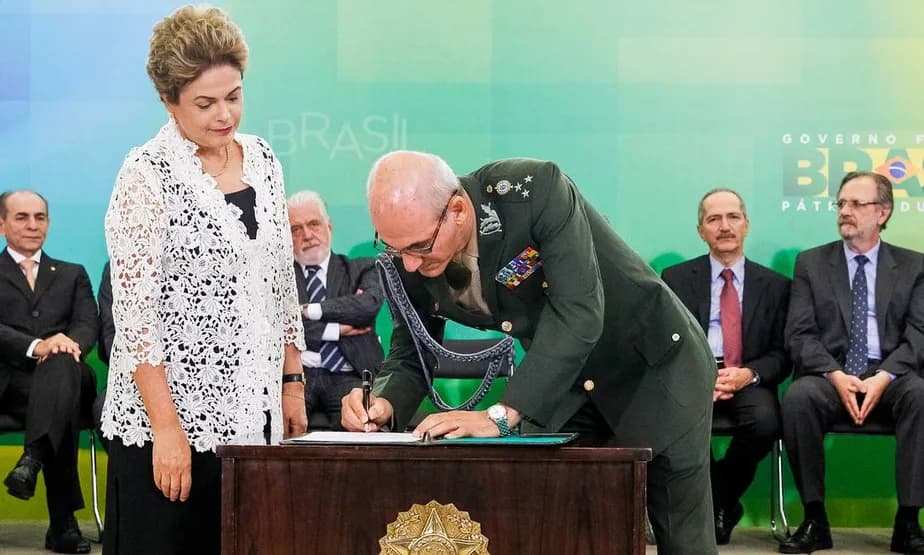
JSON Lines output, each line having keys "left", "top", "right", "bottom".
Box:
{"left": 541, "top": 281, "right": 549, "bottom": 289}
{"left": 671, "top": 333, "right": 681, "bottom": 342}
{"left": 486, "top": 185, "right": 494, "bottom": 193}
{"left": 583, "top": 380, "right": 595, "bottom": 392}
{"left": 501, "top": 321, "right": 513, "bottom": 332}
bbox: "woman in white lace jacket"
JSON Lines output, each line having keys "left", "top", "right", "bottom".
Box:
{"left": 101, "top": 6, "right": 306, "bottom": 554}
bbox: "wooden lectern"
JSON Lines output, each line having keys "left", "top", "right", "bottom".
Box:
{"left": 218, "top": 444, "right": 651, "bottom": 554}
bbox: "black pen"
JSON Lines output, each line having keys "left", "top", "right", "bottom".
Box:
{"left": 361, "top": 369, "right": 373, "bottom": 424}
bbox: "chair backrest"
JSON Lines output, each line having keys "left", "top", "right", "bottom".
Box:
{"left": 400, "top": 338, "right": 513, "bottom": 430}
{"left": 306, "top": 339, "right": 511, "bottom": 432}
{"left": 433, "top": 338, "right": 515, "bottom": 379}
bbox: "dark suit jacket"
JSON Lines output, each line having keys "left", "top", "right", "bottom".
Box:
{"left": 376, "top": 158, "right": 716, "bottom": 453}
{"left": 785, "top": 240, "right": 924, "bottom": 377}
{"left": 0, "top": 249, "right": 98, "bottom": 394}
{"left": 97, "top": 261, "right": 114, "bottom": 365}
{"left": 662, "top": 255, "right": 791, "bottom": 387}
{"left": 294, "top": 253, "right": 384, "bottom": 373}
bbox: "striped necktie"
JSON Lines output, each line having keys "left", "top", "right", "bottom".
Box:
{"left": 305, "top": 265, "right": 347, "bottom": 372}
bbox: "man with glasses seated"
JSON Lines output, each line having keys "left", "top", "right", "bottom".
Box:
{"left": 342, "top": 151, "right": 719, "bottom": 554}
{"left": 287, "top": 191, "right": 384, "bottom": 430}
{"left": 780, "top": 171, "right": 924, "bottom": 553}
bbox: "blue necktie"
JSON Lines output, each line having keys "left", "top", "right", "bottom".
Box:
{"left": 845, "top": 255, "right": 869, "bottom": 377}
{"left": 305, "top": 265, "right": 347, "bottom": 372}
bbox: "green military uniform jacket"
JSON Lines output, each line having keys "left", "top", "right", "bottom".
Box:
{"left": 375, "top": 158, "right": 715, "bottom": 454}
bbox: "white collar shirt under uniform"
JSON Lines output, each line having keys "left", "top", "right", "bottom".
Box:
{"left": 103, "top": 119, "right": 305, "bottom": 451}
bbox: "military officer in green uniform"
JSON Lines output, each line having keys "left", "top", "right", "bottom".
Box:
{"left": 342, "top": 150, "right": 717, "bottom": 554}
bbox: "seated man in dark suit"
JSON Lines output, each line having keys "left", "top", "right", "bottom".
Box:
{"left": 781, "top": 171, "right": 924, "bottom": 554}
{"left": 662, "top": 188, "right": 790, "bottom": 545}
{"left": 287, "top": 191, "right": 384, "bottom": 429}
{"left": 92, "top": 261, "right": 112, "bottom": 449}
{"left": 96, "top": 261, "right": 113, "bottom": 366}
{"left": 0, "top": 190, "right": 98, "bottom": 554}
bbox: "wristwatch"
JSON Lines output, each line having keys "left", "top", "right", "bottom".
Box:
{"left": 487, "top": 404, "right": 515, "bottom": 437}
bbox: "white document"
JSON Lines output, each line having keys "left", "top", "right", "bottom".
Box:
{"left": 284, "top": 431, "right": 421, "bottom": 444}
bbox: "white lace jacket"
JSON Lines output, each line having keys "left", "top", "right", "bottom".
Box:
{"left": 102, "top": 120, "right": 305, "bottom": 451}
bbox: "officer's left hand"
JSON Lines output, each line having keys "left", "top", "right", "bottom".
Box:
{"left": 414, "top": 410, "right": 500, "bottom": 440}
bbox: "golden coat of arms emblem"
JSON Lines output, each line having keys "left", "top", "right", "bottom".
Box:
{"left": 380, "top": 500, "right": 490, "bottom": 555}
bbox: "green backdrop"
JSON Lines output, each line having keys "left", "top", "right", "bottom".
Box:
{"left": 2, "top": 0, "right": 923, "bottom": 526}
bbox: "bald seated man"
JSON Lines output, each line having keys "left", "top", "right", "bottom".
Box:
{"left": 341, "top": 151, "right": 718, "bottom": 554}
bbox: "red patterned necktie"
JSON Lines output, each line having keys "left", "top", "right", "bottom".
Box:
{"left": 720, "top": 268, "right": 742, "bottom": 367}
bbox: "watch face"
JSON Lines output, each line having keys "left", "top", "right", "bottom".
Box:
{"left": 488, "top": 404, "right": 506, "bottom": 420}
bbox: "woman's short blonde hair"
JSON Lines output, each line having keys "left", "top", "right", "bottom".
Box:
{"left": 146, "top": 4, "right": 249, "bottom": 104}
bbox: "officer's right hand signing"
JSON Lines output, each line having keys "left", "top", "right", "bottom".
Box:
{"left": 341, "top": 388, "right": 393, "bottom": 432}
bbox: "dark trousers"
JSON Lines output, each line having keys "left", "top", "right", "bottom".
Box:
{"left": 563, "top": 401, "right": 717, "bottom": 555}
{"left": 103, "top": 438, "right": 221, "bottom": 555}
{"left": 782, "top": 372, "right": 924, "bottom": 507}
{"left": 712, "top": 386, "right": 781, "bottom": 510}
{"left": 92, "top": 387, "right": 109, "bottom": 451}
{"left": 0, "top": 354, "right": 95, "bottom": 520}
{"left": 304, "top": 366, "right": 362, "bottom": 431}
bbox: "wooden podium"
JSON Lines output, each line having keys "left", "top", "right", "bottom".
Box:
{"left": 217, "top": 444, "right": 651, "bottom": 554}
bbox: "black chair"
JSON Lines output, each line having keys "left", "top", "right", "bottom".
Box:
{"left": 407, "top": 338, "right": 514, "bottom": 429}
{"left": 0, "top": 414, "right": 104, "bottom": 541}
{"left": 711, "top": 412, "right": 789, "bottom": 541}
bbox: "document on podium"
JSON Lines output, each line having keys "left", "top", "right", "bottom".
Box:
{"left": 283, "top": 432, "right": 421, "bottom": 445}
{"left": 281, "top": 431, "right": 578, "bottom": 446}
